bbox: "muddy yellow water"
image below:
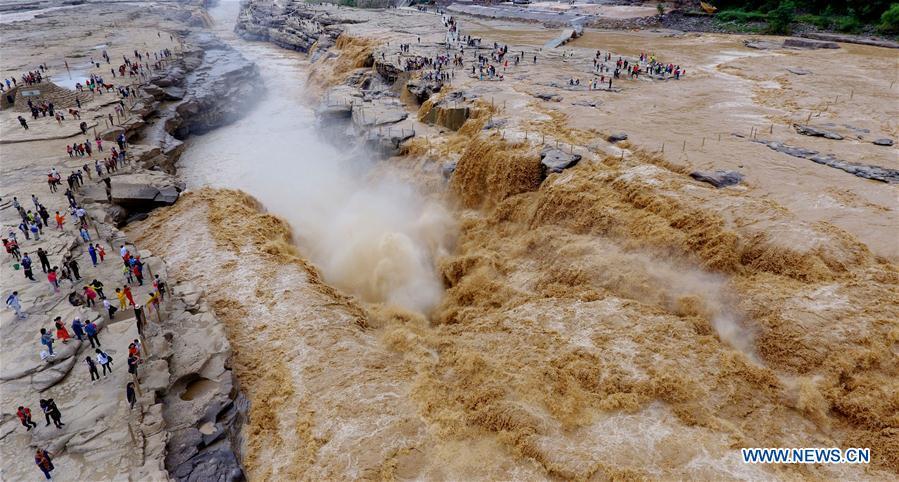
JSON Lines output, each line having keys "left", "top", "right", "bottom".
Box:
{"left": 131, "top": 2, "right": 899, "bottom": 480}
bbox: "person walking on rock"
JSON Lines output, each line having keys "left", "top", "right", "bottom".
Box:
{"left": 85, "top": 319, "right": 101, "bottom": 348}
{"left": 123, "top": 285, "right": 135, "bottom": 306}
{"left": 54, "top": 317, "right": 71, "bottom": 343}
{"left": 126, "top": 382, "right": 137, "bottom": 410}
{"left": 127, "top": 353, "right": 139, "bottom": 383}
{"left": 17, "top": 406, "right": 38, "bottom": 431}
{"left": 47, "top": 269, "right": 59, "bottom": 293}
{"left": 39, "top": 399, "right": 63, "bottom": 428}
{"left": 88, "top": 244, "right": 98, "bottom": 266}
{"left": 37, "top": 247, "right": 51, "bottom": 273}
{"left": 71, "top": 317, "right": 84, "bottom": 341}
{"left": 83, "top": 285, "right": 97, "bottom": 308}
{"left": 103, "top": 297, "right": 117, "bottom": 319}
{"left": 153, "top": 274, "right": 167, "bottom": 301}
{"left": 85, "top": 356, "right": 100, "bottom": 381}
{"left": 6, "top": 291, "right": 26, "bottom": 319}
{"left": 96, "top": 348, "right": 112, "bottom": 376}
{"left": 34, "top": 448, "right": 54, "bottom": 480}
{"left": 115, "top": 288, "right": 128, "bottom": 310}
{"left": 88, "top": 280, "right": 105, "bottom": 300}
{"left": 21, "top": 252, "right": 35, "bottom": 281}
{"left": 39, "top": 328, "right": 54, "bottom": 356}
{"left": 67, "top": 257, "right": 81, "bottom": 281}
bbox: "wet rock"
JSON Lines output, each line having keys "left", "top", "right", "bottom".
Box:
{"left": 442, "top": 161, "right": 457, "bottom": 179}
{"left": 786, "top": 67, "right": 811, "bottom": 75}
{"left": 801, "top": 32, "right": 899, "bottom": 49}
{"left": 165, "top": 32, "right": 260, "bottom": 139}
{"left": 106, "top": 204, "right": 129, "bottom": 226}
{"left": 156, "top": 186, "right": 181, "bottom": 204}
{"left": 744, "top": 39, "right": 781, "bottom": 50}
{"left": 99, "top": 127, "right": 125, "bottom": 141}
{"left": 762, "top": 140, "right": 899, "bottom": 183}
{"left": 82, "top": 183, "right": 180, "bottom": 211}
{"left": 534, "top": 92, "right": 563, "bottom": 102}
{"left": 540, "top": 147, "right": 582, "bottom": 174}
{"left": 351, "top": 100, "right": 407, "bottom": 129}
{"left": 418, "top": 95, "right": 471, "bottom": 131}
{"left": 689, "top": 170, "right": 744, "bottom": 188}
{"left": 162, "top": 87, "right": 186, "bottom": 101}
{"left": 363, "top": 120, "right": 416, "bottom": 156}
{"left": 171, "top": 440, "right": 243, "bottom": 482}
{"left": 317, "top": 86, "right": 359, "bottom": 120}
{"left": 607, "top": 132, "right": 628, "bottom": 143}
{"left": 571, "top": 100, "right": 599, "bottom": 108}
{"left": 406, "top": 78, "right": 443, "bottom": 104}
{"left": 783, "top": 38, "right": 840, "bottom": 50}
{"left": 873, "top": 138, "right": 894, "bottom": 146}
{"left": 793, "top": 124, "right": 843, "bottom": 140}
{"left": 483, "top": 118, "right": 507, "bottom": 130}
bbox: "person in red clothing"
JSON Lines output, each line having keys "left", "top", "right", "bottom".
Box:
{"left": 54, "top": 317, "right": 71, "bottom": 343}
{"left": 17, "top": 406, "right": 37, "bottom": 430}
{"left": 47, "top": 269, "right": 59, "bottom": 293}
{"left": 132, "top": 263, "right": 143, "bottom": 285}
{"left": 97, "top": 244, "right": 106, "bottom": 262}
{"left": 83, "top": 285, "right": 98, "bottom": 307}
{"left": 123, "top": 285, "right": 135, "bottom": 306}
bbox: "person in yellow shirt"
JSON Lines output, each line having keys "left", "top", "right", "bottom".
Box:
{"left": 115, "top": 287, "right": 127, "bottom": 310}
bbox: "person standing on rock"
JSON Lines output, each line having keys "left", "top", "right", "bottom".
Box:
{"left": 126, "top": 382, "right": 137, "bottom": 410}
{"left": 97, "top": 244, "right": 106, "bottom": 263}
{"left": 54, "top": 317, "right": 71, "bottom": 343}
{"left": 88, "top": 244, "right": 98, "bottom": 266}
{"left": 6, "top": 291, "right": 26, "bottom": 318}
{"left": 115, "top": 288, "right": 128, "bottom": 310}
{"left": 83, "top": 285, "right": 98, "bottom": 308}
{"left": 134, "top": 304, "right": 146, "bottom": 337}
{"left": 21, "top": 252, "right": 35, "bottom": 281}
{"left": 103, "top": 297, "right": 117, "bottom": 320}
{"left": 85, "top": 356, "right": 100, "bottom": 381}
{"left": 79, "top": 226, "right": 91, "bottom": 243}
{"left": 4, "top": 238, "right": 21, "bottom": 261}
{"left": 17, "top": 406, "right": 37, "bottom": 431}
{"left": 34, "top": 448, "right": 54, "bottom": 479}
{"left": 96, "top": 348, "right": 112, "bottom": 376}
{"left": 127, "top": 353, "right": 140, "bottom": 385}
{"left": 90, "top": 279, "right": 106, "bottom": 299}
{"left": 40, "top": 328, "right": 54, "bottom": 356}
{"left": 85, "top": 320, "right": 101, "bottom": 348}
{"left": 71, "top": 317, "right": 85, "bottom": 341}
{"left": 123, "top": 285, "right": 136, "bottom": 306}
{"left": 40, "top": 399, "right": 63, "bottom": 428}
{"left": 67, "top": 257, "right": 81, "bottom": 281}
{"left": 153, "top": 274, "right": 167, "bottom": 301}
{"left": 48, "top": 269, "right": 60, "bottom": 294}
{"left": 132, "top": 262, "right": 144, "bottom": 286}
{"left": 37, "top": 248, "right": 51, "bottom": 273}
{"left": 18, "top": 115, "right": 28, "bottom": 129}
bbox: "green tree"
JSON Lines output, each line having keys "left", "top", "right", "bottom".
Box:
{"left": 880, "top": 3, "right": 899, "bottom": 32}
{"left": 767, "top": 1, "right": 796, "bottom": 33}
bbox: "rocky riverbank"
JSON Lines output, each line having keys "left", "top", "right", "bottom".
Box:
{"left": 0, "top": 1, "right": 259, "bottom": 480}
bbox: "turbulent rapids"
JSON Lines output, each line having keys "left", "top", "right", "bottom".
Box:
{"left": 129, "top": 0, "right": 898, "bottom": 480}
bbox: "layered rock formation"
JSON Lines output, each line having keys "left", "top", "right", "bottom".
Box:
{"left": 1, "top": 2, "right": 258, "bottom": 480}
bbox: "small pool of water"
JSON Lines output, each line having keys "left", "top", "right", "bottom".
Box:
{"left": 51, "top": 70, "right": 89, "bottom": 90}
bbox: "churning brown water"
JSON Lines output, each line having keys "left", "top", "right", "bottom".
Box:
{"left": 131, "top": 1, "right": 899, "bottom": 479}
